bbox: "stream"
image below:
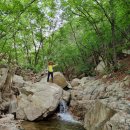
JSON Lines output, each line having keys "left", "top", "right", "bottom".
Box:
{"left": 22, "top": 118, "right": 85, "bottom": 130}
{"left": 22, "top": 100, "right": 85, "bottom": 130}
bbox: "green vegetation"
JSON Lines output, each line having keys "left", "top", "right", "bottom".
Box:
{"left": 126, "top": 70, "right": 130, "bottom": 75}
{"left": 0, "top": 0, "right": 130, "bottom": 75}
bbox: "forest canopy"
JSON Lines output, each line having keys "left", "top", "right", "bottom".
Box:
{"left": 0, "top": 0, "right": 130, "bottom": 76}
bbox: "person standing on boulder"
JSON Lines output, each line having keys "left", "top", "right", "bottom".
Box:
{"left": 47, "top": 61, "right": 58, "bottom": 82}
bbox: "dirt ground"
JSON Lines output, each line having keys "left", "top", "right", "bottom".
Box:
{"left": 97, "top": 55, "right": 130, "bottom": 82}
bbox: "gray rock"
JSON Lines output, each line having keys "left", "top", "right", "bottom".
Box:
{"left": 84, "top": 101, "right": 116, "bottom": 130}
{"left": 62, "top": 90, "right": 70, "bottom": 102}
{"left": 0, "top": 114, "right": 20, "bottom": 130}
{"left": 13, "top": 75, "right": 25, "bottom": 88}
{"left": 17, "top": 82, "right": 63, "bottom": 121}
{"left": 69, "top": 76, "right": 130, "bottom": 130}
{"left": 71, "top": 78, "right": 80, "bottom": 87}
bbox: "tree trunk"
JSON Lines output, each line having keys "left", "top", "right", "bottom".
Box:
{"left": 13, "top": 34, "right": 18, "bottom": 64}
{"left": 110, "top": 0, "right": 117, "bottom": 67}
{"left": 1, "top": 64, "right": 16, "bottom": 99}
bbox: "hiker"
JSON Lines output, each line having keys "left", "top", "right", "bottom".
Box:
{"left": 47, "top": 61, "right": 58, "bottom": 82}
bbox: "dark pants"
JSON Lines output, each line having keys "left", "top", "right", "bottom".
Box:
{"left": 47, "top": 72, "right": 53, "bottom": 82}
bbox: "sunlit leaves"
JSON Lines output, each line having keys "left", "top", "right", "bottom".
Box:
{"left": 0, "top": 0, "right": 129, "bottom": 73}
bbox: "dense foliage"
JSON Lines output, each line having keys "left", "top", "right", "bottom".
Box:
{"left": 0, "top": 0, "right": 130, "bottom": 76}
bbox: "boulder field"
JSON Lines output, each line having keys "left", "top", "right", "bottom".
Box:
{"left": 0, "top": 69, "right": 70, "bottom": 129}
{"left": 70, "top": 76, "right": 130, "bottom": 130}
{"left": 1, "top": 67, "right": 130, "bottom": 130}
{"left": 13, "top": 72, "right": 70, "bottom": 121}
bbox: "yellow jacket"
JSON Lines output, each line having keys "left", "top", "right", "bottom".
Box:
{"left": 48, "top": 64, "right": 57, "bottom": 72}
{"left": 48, "top": 65, "right": 53, "bottom": 72}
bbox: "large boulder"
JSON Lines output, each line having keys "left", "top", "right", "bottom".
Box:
{"left": 71, "top": 78, "right": 80, "bottom": 87}
{"left": 39, "top": 72, "right": 68, "bottom": 89}
{"left": 17, "top": 82, "right": 63, "bottom": 121}
{"left": 52, "top": 72, "right": 68, "bottom": 88}
{"left": 84, "top": 101, "right": 116, "bottom": 130}
{"left": 13, "top": 75, "right": 25, "bottom": 88}
{"left": 104, "top": 112, "right": 130, "bottom": 130}
{"left": 39, "top": 76, "right": 47, "bottom": 83}
{"left": 95, "top": 61, "right": 106, "bottom": 74}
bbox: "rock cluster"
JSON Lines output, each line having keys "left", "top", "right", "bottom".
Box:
{"left": 13, "top": 72, "right": 70, "bottom": 121}
{"left": 17, "top": 82, "right": 63, "bottom": 121}
{"left": 70, "top": 76, "right": 130, "bottom": 130}
{"left": 0, "top": 67, "right": 70, "bottom": 122}
{"left": 0, "top": 114, "right": 20, "bottom": 130}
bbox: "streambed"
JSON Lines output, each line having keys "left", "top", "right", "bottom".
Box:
{"left": 22, "top": 118, "right": 85, "bottom": 130}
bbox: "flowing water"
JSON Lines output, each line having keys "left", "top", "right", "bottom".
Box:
{"left": 57, "top": 100, "right": 79, "bottom": 123}
{"left": 22, "top": 100, "right": 85, "bottom": 130}
{"left": 22, "top": 119, "right": 85, "bottom": 130}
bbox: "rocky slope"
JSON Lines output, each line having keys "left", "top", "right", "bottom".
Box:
{"left": 13, "top": 73, "right": 70, "bottom": 121}
{"left": 0, "top": 67, "right": 70, "bottom": 129}
{"left": 70, "top": 76, "right": 130, "bottom": 130}
{"left": 1, "top": 66, "right": 130, "bottom": 130}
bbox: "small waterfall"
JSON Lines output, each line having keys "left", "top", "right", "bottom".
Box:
{"left": 57, "top": 100, "right": 80, "bottom": 123}
{"left": 59, "top": 100, "right": 68, "bottom": 113}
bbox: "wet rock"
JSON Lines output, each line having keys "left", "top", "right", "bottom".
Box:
{"left": 62, "top": 90, "right": 70, "bottom": 102}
